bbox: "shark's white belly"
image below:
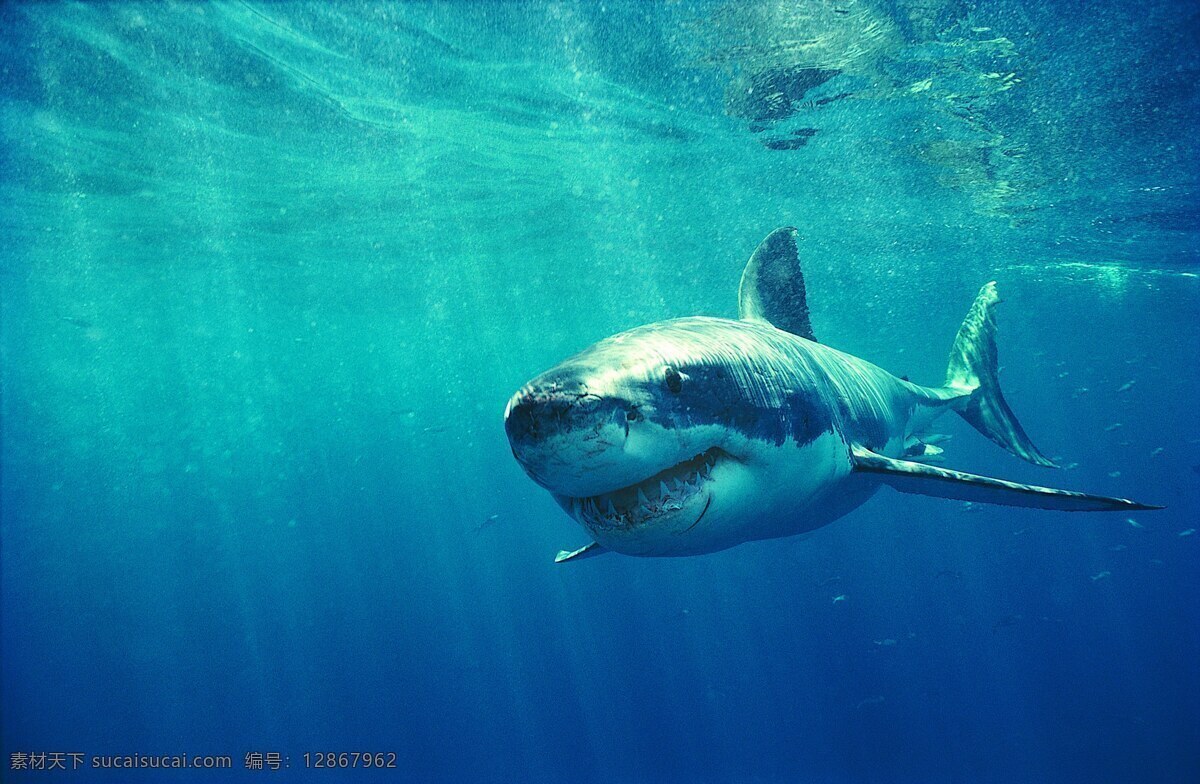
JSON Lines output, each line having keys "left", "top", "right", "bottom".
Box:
{"left": 688, "top": 431, "right": 870, "bottom": 552}
{"left": 576, "top": 430, "right": 885, "bottom": 556}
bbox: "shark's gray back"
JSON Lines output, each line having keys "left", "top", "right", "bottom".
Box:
{"left": 563, "top": 315, "right": 930, "bottom": 453}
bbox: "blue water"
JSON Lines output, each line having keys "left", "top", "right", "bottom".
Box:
{"left": 2, "top": 2, "right": 1198, "bottom": 782}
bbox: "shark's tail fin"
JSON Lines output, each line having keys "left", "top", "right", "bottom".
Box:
{"left": 945, "top": 282, "right": 1056, "bottom": 467}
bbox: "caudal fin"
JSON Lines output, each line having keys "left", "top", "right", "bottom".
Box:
{"left": 945, "top": 282, "right": 1056, "bottom": 467}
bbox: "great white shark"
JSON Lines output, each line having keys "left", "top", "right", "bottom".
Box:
{"left": 504, "top": 228, "right": 1162, "bottom": 562}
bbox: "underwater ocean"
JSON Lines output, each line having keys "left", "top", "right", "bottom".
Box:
{"left": 2, "top": 1, "right": 1198, "bottom": 782}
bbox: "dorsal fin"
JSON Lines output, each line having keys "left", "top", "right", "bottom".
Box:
{"left": 737, "top": 227, "right": 816, "bottom": 341}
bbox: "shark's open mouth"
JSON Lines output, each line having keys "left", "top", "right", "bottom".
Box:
{"left": 569, "top": 447, "right": 725, "bottom": 529}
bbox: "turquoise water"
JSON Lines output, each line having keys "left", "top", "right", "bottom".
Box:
{"left": 2, "top": 2, "right": 1198, "bottom": 782}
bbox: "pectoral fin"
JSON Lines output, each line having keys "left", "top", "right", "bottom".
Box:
{"left": 554, "top": 542, "right": 606, "bottom": 563}
{"left": 850, "top": 446, "right": 1162, "bottom": 512}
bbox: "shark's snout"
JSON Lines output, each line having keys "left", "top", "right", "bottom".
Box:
{"left": 504, "top": 375, "right": 664, "bottom": 498}
{"left": 504, "top": 386, "right": 603, "bottom": 447}
{"left": 502, "top": 390, "right": 544, "bottom": 448}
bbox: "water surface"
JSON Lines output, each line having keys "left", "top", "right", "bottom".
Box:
{"left": 2, "top": 2, "right": 1198, "bottom": 782}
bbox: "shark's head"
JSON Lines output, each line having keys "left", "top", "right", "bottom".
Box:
{"left": 504, "top": 317, "right": 846, "bottom": 555}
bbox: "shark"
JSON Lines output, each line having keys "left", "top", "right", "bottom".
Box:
{"left": 503, "top": 228, "right": 1162, "bottom": 562}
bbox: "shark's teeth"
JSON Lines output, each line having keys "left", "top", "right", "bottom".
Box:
{"left": 576, "top": 447, "right": 725, "bottom": 528}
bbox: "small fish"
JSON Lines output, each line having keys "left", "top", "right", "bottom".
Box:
{"left": 1063, "top": 462, "right": 1080, "bottom": 471}
{"left": 1117, "top": 381, "right": 1136, "bottom": 393}
{"left": 856, "top": 695, "right": 885, "bottom": 709}
{"left": 1108, "top": 545, "right": 1127, "bottom": 552}
{"left": 1104, "top": 423, "right": 1123, "bottom": 433}
{"left": 1126, "top": 518, "right": 1144, "bottom": 529}
{"left": 61, "top": 316, "right": 93, "bottom": 329}
{"left": 1108, "top": 471, "right": 1121, "bottom": 478}
{"left": 873, "top": 638, "right": 897, "bottom": 647}
{"left": 1149, "top": 558, "right": 1165, "bottom": 566}
{"left": 1179, "top": 529, "right": 1196, "bottom": 537}
{"left": 473, "top": 514, "right": 501, "bottom": 533}
{"left": 422, "top": 425, "right": 448, "bottom": 434}
{"left": 1150, "top": 447, "right": 1164, "bottom": 457}
{"left": 832, "top": 594, "right": 847, "bottom": 603}
{"left": 1090, "top": 571, "right": 1111, "bottom": 581}
{"left": 817, "top": 575, "right": 842, "bottom": 587}
{"left": 1013, "top": 528, "right": 1029, "bottom": 536}
{"left": 935, "top": 569, "right": 962, "bottom": 579}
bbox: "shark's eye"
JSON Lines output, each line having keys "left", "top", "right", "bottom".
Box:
{"left": 664, "top": 366, "right": 683, "bottom": 394}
